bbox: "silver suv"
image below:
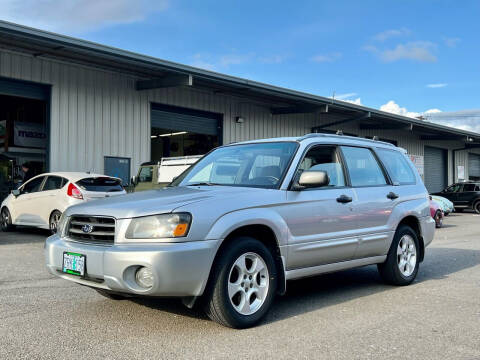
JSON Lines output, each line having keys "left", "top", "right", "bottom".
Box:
{"left": 45, "top": 134, "right": 435, "bottom": 328}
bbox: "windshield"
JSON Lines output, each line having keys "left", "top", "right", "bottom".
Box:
{"left": 171, "top": 142, "right": 298, "bottom": 189}
{"left": 76, "top": 177, "right": 123, "bottom": 192}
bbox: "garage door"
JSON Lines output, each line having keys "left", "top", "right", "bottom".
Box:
{"left": 424, "top": 146, "right": 447, "bottom": 193}
{"left": 469, "top": 153, "right": 480, "bottom": 179}
{"left": 151, "top": 104, "right": 221, "bottom": 136}
{"left": 0, "top": 77, "right": 50, "bottom": 100}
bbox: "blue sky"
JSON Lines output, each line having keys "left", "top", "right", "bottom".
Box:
{"left": 3, "top": 0, "right": 480, "bottom": 129}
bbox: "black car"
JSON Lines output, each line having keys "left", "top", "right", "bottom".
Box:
{"left": 433, "top": 182, "right": 480, "bottom": 214}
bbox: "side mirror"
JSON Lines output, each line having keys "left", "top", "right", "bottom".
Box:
{"left": 293, "top": 170, "right": 330, "bottom": 190}
{"left": 11, "top": 189, "right": 21, "bottom": 197}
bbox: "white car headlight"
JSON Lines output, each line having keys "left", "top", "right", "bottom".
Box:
{"left": 125, "top": 213, "right": 191, "bottom": 239}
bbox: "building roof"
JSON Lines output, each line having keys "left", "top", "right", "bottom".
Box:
{"left": 1, "top": 20, "right": 479, "bottom": 144}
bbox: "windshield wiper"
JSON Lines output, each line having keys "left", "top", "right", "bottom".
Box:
{"left": 186, "top": 182, "right": 220, "bottom": 186}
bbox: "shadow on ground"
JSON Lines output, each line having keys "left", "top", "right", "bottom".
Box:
{"left": 0, "top": 227, "right": 50, "bottom": 245}
{"left": 130, "top": 247, "right": 480, "bottom": 326}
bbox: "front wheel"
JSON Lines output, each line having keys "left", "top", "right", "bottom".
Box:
{"left": 378, "top": 225, "right": 420, "bottom": 286}
{"left": 474, "top": 201, "right": 480, "bottom": 214}
{"left": 49, "top": 210, "right": 62, "bottom": 234}
{"left": 1, "top": 208, "right": 14, "bottom": 232}
{"left": 203, "top": 237, "right": 277, "bottom": 328}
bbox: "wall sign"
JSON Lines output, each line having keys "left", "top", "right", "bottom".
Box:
{"left": 457, "top": 165, "right": 465, "bottom": 180}
{"left": 14, "top": 122, "right": 47, "bottom": 148}
{"left": 409, "top": 154, "right": 424, "bottom": 177}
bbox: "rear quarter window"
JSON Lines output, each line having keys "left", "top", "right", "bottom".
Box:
{"left": 76, "top": 177, "right": 123, "bottom": 192}
{"left": 375, "top": 148, "right": 416, "bottom": 185}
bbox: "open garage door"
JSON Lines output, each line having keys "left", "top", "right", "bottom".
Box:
{"left": 150, "top": 104, "right": 222, "bottom": 161}
{"left": 469, "top": 153, "right": 480, "bottom": 181}
{"left": 424, "top": 146, "right": 448, "bottom": 193}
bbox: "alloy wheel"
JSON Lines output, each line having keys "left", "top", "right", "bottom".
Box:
{"left": 1, "top": 209, "right": 9, "bottom": 228}
{"left": 397, "top": 234, "right": 417, "bottom": 277}
{"left": 50, "top": 212, "right": 61, "bottom": 232}
{"left": 227, "top": 252, "right": 269, "bottom": 316}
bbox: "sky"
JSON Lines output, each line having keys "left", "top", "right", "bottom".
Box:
{"left": 2, "top": 0, "right": 480, "bottom": 131}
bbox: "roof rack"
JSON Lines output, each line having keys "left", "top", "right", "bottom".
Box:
{"left": 298, "top": 133, "right": 396, "bottom": 147}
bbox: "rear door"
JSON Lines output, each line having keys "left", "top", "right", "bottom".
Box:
{"left": 340, "top": 146, "right": 398, "bottom": 259}
{"left": 11, "top": 176, "right": 47, "bottom": 225}
{"left": 456, "top": 183, "right": 476, "bottom": 207}
{"left": 33, "top": 176, "right": 68, "bottom": 223}
{"left": 76, "top": 177, "right": 125, "bottom": 201}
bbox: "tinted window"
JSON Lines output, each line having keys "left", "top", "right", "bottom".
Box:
{"left": 445, "top": 184, "right": 462, "bottom": 193}
{"left": 138, "top": 167, "right": 153, "bottom": 183}
{"left": 376, "top": 148, "right": 416, "bottom": 185}
{"left": 22, "top": 176, "right": 45, "bottom": 193}
{"left": 43, "top": 176, "right": 66, "bottom": 191}
{"left": 297, "top": 146, "right": 346, "bottom": 187}
{"left": 341, "top": 146, "right": 387, "bottom": 187}
{"left": 76, "top": 177, "right": 123, "bottom": 192}
{"left": 463, "top": 184, "right": 476, "bottom": 192}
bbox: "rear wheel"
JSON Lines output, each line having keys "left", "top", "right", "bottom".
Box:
{"left": 434, "top": 210, "right": 443, "bottom": 228}
{"left": 49, "top": 210, "right": 62, "bottom": 234}
{"left": 1, "top": 208, "right": 14, "bottom": 232}
{"left": 378, "top": 225, "right": 420, "bottom": 286}
{"left": 203, "top": 237, "right": 277, "bottom": 328}
{"left": 474, "top": 201, "right": 480, "bottom": 214}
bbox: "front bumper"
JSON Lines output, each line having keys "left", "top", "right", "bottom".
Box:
{"left": 45, "top": 235, "right": 219, "bottom": 297}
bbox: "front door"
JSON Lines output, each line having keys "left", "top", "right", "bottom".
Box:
{"left": 282, "top": 145, "right": 358, "bottom": 270}
{"left": 11, "top": 176, "right": 46, "bottom": 225}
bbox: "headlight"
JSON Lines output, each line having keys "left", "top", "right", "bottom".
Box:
{"left": 125, "top": 213, "right": 191, "bottom": 239}
{"left": 57, "top": 214, "right": 69, "bottom": 236}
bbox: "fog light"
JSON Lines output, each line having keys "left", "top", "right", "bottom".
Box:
{"left": 135, "top": 267, "right": 154, "bottom": 288}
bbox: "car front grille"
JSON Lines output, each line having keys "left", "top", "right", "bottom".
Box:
{"left": 67, "top": 216, "right": 115, "bottom": 245}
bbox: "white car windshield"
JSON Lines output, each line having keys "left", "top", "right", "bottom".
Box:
{"left": 172, "top": 142, "right": 298, "bottom": 189}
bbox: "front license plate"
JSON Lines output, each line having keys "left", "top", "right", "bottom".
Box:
{"left": 62, "top": 252, "right": 86, "bottom": 277}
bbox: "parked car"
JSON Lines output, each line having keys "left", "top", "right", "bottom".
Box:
{"left": 430, "top": 195, "right": 454, "bottom": 215}
{"left": 429, "top": 197, "right": 444, "bottom": 228}
{"left": 432, "top": 181, "right": 480, "bottom": 214}
{"left": 132, "top": 155, "right": 202, "bottom": 192}
{"left": 45, "top": 135, "right": 435, "bottom": 328}
{"left": 1, "top": 172, "right": 126, "bottom": 233}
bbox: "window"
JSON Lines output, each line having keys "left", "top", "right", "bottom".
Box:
{"left": 43, "top": 176, "right": 66, "bottom": 191}
{"left": 22, "top": 176, "right": 45, "bottom": 193}
{"left": 138, "top": 167, "right": 153, "bottom": 183}
{"left": 376, "top": 148, "right": 416, "bottom": 185}
{"left": 463, "top": 184, "right": 476, "bottom": 192}
{"left": 174, "top": 142, "right": 298, "bottom": 189}
{"left": 445, "top": 184, "right": 462, "bottom": 193}
{"left": 297, "top": 146, "right": 346, "bottom": 187}
{"left": 341, "top": 146, "right": 387, "bottom": 187}
{"left": 76, "top": 177, "right": 123, "bottom": 192}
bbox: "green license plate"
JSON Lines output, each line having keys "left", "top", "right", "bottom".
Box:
{"left": 62, "top": 252, "right": 86, "bottom": 277}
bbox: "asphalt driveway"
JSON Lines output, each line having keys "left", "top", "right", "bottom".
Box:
{"left": 0, "top": 213, "right": 479, "bottom": 359}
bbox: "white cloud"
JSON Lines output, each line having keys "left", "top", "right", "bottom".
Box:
{"left": 0, "top": 0, "right": 168, "bottom": 32}
{"left": 373, "top": 28, "right": 411, "bottom": 42}
{"left": 333, "top": 93, "right": 362, "bottom": 105}
{"left": 343, "top": 98, "right": 362, "bottom": 105}
{"left": 424, "top": 109, "right": 480, "bottom": 133}
{"left": 443, "top": 37, "right": 461, "bottom": 48}
{"left": 365, "top": 41, "right": 437, "bottom": 63}
{"left": 380, "top": 100, "right": 423, "bottom": 118}
{"left": 336, "top": 93, "right": 358, "bottom": 100}
{"left": 311, "top": 52, "right": 342, "bottom": 63}
{"left": 426, "top": 83, "right": 447, "bottom": 88}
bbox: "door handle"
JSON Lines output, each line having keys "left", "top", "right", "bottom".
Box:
{"left": 336, "top": 195, "right": 352, "bottom": 203}
{"left": 387, "top": 192, "right": 399, "bottom": 200}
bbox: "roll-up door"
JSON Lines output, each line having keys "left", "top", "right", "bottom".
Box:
{"left": 0, "top": 77, "right": 50, "bottom": 100}
{"left": 151, "top": 106, "right": 220, "bottom": 136}
{"left": 424, "top": 146, "right": 448, "bottom": 193}
{"left": 469, "top": 153, "right": 480, "bottom": 179}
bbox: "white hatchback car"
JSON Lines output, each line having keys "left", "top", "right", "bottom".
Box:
{"left": 1, "top": 172, "right": 126, "bottom": 233}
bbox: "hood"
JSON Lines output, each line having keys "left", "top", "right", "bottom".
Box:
{"left": 64, "top": 185, "right": 261, "bottom": 219}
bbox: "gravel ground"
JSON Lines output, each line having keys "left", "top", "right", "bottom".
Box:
{"left": 0, "top": 213, "right": 479, "bottom": 360}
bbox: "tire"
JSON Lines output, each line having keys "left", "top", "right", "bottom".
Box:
{"left": 474, "top": 201, "right": 480, "bottom": 214}
{"left": 434, "top": 210, "right": 443, "bottom": 228}
{"left": 455, "top": 208, "right": 464, "bottom": 213}
{"left": 49, "top": 210, "right": 62, "bottom": 234}
{"left": 377, "top": 225, "right": 420, "bottom": 286}
{"left": 203, "top": 237, "right": 277, "bottom": 328}
{"left": 1, "top": 208, "right": 14, "bottom": 232}
{"left": 95, "top": 289, "right": 128, "bottom": 300}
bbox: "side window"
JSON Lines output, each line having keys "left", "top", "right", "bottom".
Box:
{"left": 138, "top": 167, "right": 153, "bottom": 183}
{"left": 297, "top": 146, "right": 346, "bottom": 187}
{"left": 341, "top": 146, "right": 387, "bottom": 187}
{"left": 463, "top": 184, "right": 476, "bottom": 192}
{"left": 22, "top": 176, "right": 45, "bottom": 194}
{"left": 446, "top": 184, "right": 462, "bottom": 193}
{"left": 476, "top": 185, "right": 480, "bottom": 191}
{"left": 376, "top": 148, "right": 416, "bottom": 185}
{"left": 43, "top": 176, "right": 66, "bottom": 191}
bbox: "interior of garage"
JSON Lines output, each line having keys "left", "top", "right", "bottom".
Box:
{"left": 150, "top": 104, "right": 221, "bottom": 160}
{"left": 0, "top": 93, "right": 47, "bottom": 200}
